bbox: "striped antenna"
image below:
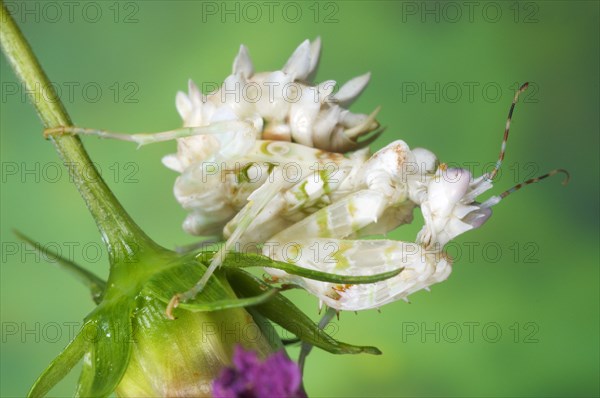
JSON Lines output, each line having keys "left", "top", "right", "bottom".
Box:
{"left": 481, "top": 168, "right": 569, "bottom": 209}
{"left": 487, "top": 82, "right": 529, "bottom": 180}
{"left": 499, "top": 168, "right": 570, "bottom": 199}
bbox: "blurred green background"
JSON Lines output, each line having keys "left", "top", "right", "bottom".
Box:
{"left": 1, "top": 1, "right": 598, "bottom": 397}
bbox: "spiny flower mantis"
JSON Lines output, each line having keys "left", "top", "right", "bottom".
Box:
{"left": 39, "top": 36, "right": 570, "bottom": 320}
{"left": 44, "top": 80, "right": 568, "bottom": 317}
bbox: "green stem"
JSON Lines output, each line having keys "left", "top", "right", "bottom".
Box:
{"left": 0, "top": 2, "right": 159, "bottom": 261}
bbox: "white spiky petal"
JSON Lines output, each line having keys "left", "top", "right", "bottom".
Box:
{"left": 165, "top": 38, "right": 379, "bottom": 176}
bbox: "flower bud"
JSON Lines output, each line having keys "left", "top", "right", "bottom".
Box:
{"left": 25, "top": 239, "right": 284, "bottom": 398}
{"left": 116, "top": 292, "right": 279, "bottom": 397}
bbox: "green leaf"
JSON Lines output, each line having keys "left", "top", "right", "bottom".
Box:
{"left": 220, "top": 252, "right": 404, "bottom": 284}
{"left": 75, "top": 297, "right": 135, "bottom": 398}
{"left": 226, "top": 269, "right": 382, "bottom": 356}
{"left": 14, "top": 230, "right": 106, "bottom": 304}
{"left": 28, "top": 332, "right": 88, "bottom": 398}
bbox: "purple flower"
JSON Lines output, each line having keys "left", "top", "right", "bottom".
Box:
{"left": 213, "top": 346, "right": 307, "bottom": 398}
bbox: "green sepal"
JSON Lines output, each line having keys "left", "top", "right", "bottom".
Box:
{"left": 226, "top": 269, "right": 382, "bottom": 356}
{"left": 216, "top": 251, "right": 404, "bottom": 285}
{"left": 144, "top": 258, "right": 277, "bottom": 315}
{"left": 75, "top": 297, "right": 135, "bottom": 398}
{"left": 15, "top": 230, "right": 106, "bottom": 304}
{"left": 27, "top": 331, "right": 88, "bottom": 398}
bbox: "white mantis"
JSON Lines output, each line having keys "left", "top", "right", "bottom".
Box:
{"left": 46, "top": 78, "right": 568, "bottom": 316}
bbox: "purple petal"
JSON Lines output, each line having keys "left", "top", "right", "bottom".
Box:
{"left": 212, "top": 368, "right": 243, "bottom": 398}
{"left": 232, "top": 345, "right": 261, "bottom": 375}
{"left": 212, "top": 346, "right": 305, "bottom": 398}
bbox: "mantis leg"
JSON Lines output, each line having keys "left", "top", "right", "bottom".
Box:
{"left": 298, "top": 306, "right": 337, "bottom": 373}
{"left": 269, "top": 189, "right": 389, "bottom": 243}
{"left": 264, "top": 237, "right": 448, "bottom": 311}
{"left": 166, "top": 170, "right": 289, "bottom": 318}
{"left": 44, "top": 120, "right": 256, "bottom": 147}
{"left": 221, "top": 163, "right": 350, "bottom": 245}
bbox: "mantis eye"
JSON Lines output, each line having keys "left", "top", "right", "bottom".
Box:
{"left": 462, "top": 207, "right": 493, "bottom": 229}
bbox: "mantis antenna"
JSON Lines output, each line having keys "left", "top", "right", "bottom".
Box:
{"left": 487, "top": 82, "right": 530, "bottom": 181}
{"left": 481, "top": 168, "right": 570, "bottom": 208}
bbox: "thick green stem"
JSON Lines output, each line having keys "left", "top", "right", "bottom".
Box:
{"left": 0, "top": 1, "right": 159, "bottom": 261}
